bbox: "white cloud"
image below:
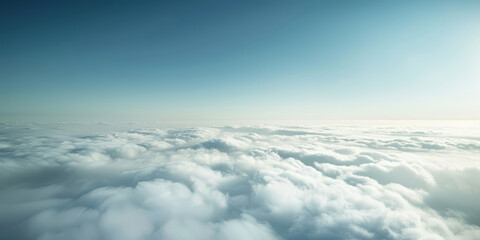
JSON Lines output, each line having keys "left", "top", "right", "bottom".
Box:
{"left": 0, "top": 122, "right": 479, "bottom": 239}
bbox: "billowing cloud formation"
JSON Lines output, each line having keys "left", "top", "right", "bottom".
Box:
{"left": 1, "top": 122, "right": 480, "bottom": 239}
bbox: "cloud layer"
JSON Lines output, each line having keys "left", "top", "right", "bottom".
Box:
{"left": 1, "top": 122, "right": 480, "bottom": 240}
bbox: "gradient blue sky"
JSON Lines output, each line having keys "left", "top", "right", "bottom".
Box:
{"left": 1, "top": 0, "right": 480, "bottom": 122}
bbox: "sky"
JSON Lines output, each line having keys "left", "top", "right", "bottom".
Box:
{"left": 1, "top": 0, "right": 480, "bottom": 122}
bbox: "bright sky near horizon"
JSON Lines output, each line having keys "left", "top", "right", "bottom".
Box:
{"left": 1, "top": 0, "right": 480, "bottom": 122}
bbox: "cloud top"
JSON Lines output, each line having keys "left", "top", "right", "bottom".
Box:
{"left": 1, "top": 123, "right": 480, "bottom": 239}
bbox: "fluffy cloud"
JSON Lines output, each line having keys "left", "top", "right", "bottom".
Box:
{"left": 0, "top": 122, "right": 479, "bottom": 239}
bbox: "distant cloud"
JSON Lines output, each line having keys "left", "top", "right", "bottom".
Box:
{"left": 0, "top": 123, "right": 479, "bottom": 239}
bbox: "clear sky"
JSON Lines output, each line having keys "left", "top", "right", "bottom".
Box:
{"left": 1, "top": 0, "right": 480, "bottom": 122}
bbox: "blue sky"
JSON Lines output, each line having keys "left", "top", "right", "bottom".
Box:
{"left": 1, "top": 0, "right": 479, "bottom": 122}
